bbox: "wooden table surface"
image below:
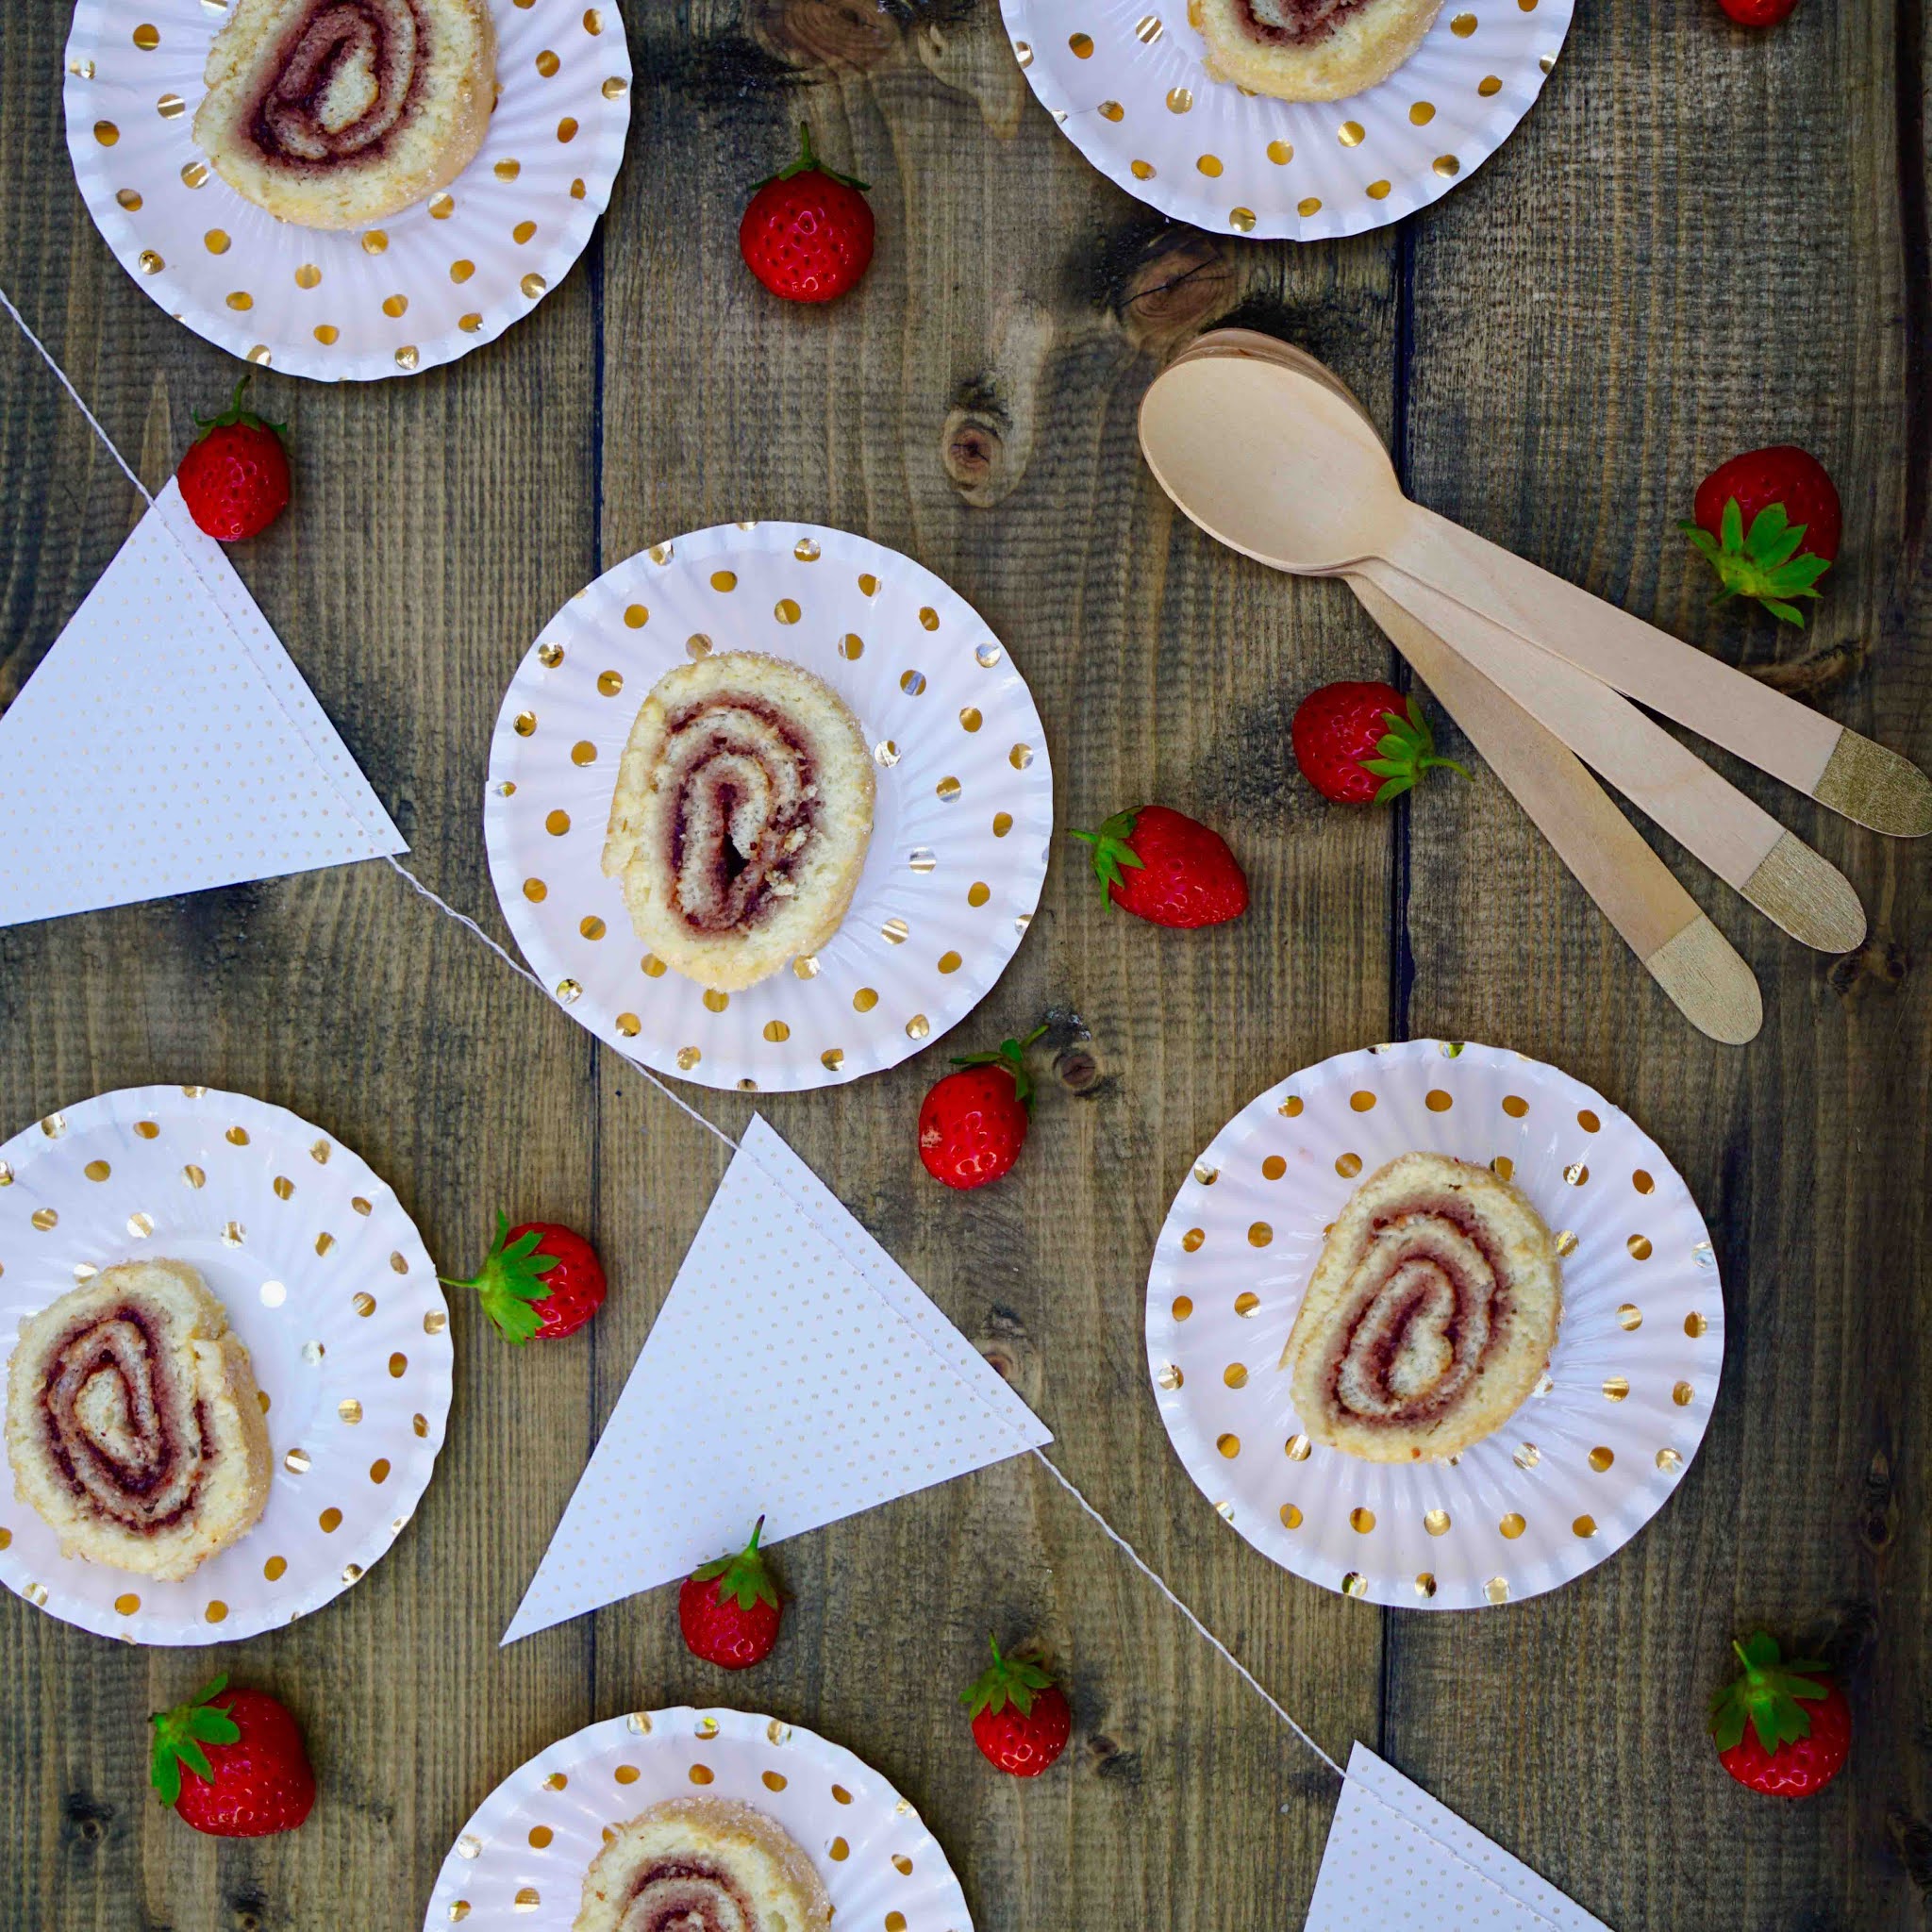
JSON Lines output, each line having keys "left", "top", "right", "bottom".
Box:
{"left": 2, "top": 2, "right": 1928, "bottom": 1927}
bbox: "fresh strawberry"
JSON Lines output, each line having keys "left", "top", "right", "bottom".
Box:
{"left": 1071, "top": 806, "right": 1248, "bottom": 928}
{"left": 1709, "top": 1632, "right": 1852, "bottom": 1799}
{"left": 918, "top": 1027, "right": 1043, "bottom": 1191}
{"left": 739, "top": 123, "right": 874, "bottom": 305}
{"left": 963, "top": 1635, "right": 1071, "bottom": 1777}
{"left": 1291, "top": 682, "right": 1467, "bottom": 806}
{"left": 150, "top": 1676, "right": 314, "bottom": 1839}
{"left": 1716, "top": 0, "right": 1799, "bottom": 25}
{"left": 441, "top": 1212, "right": 607, "bottom": 1343}
{"left": 175, "top": 376, "right": 291, "bottom": 541}
{"left": 678, "top": 1517, "right": 783, "bottom": 1670}
{"left": 1686, "top": 446, "right": 1839, "bottom": 625}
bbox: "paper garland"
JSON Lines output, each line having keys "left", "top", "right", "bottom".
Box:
{"left": 504, "top": 1115, "right": 1052, "bottom": 1642}
{"left": 0, "top": 480, "right": 404, "bottom": 927}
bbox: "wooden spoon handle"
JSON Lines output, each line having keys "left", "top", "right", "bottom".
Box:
{"left": 1357, "top": 561, "right": 1867, "bottom": 954}
{"left": 1349, "top": 577, "right": 1763, "bottom": 1044}
{"left": 1381, "top": 505, "right": 1932, "bottom": 837}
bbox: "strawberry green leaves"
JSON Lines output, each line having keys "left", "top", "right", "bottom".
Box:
{"left": 961, "top": 1633, "right": 1056, "bottom": 1721}
{"left": 1684, "top": 496, "right": 1833, "bottom": 626}
{"left": 691, "top": 1517, "right": 783, "bottom": 1614}
{"left": 1070, "top": 809, "right": 1147, "bottom": 897}
{"left": 1708, "top": 1630, "right": 1832, "bottom": 1756}
{"left": 949, "top": 1025, "right": 1048, "bottom": 1110}
{"left": 150, "top": 1675, "right": 242, "bottom": 1807}
{"left": 1358, "top": 695, "right": 1470, "bottom": 805}
{"left": 439, "top": 1210, "right": 560, "bottom": 1345}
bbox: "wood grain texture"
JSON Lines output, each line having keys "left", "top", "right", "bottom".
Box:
{"left": 0, "top": 1, "right": 1924, "bottom": 1929}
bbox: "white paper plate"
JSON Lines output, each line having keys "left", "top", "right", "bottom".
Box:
{"left": 424, "top": 1706, "right": 974, "bottom": 1932}
{"left": 1145, "top": 1041, "right": 1723, "bottom": 1609}
{"left": 484, "top": 522, "right": 1055, "bottom": 1094}
{"left": 0, "top": 1084, "right": 452, "bottom": 1644}
{"left": 1002, "top": 0, "right": 1573, "bottom": 242}
{"left": 62, "top": 0, "right": 632, "bottom": 382}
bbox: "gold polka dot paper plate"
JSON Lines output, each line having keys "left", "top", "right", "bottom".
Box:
{"left": 0, "top": 1085, "right": 451, "bottom": 1644}
{"left": 1003, "top": 0, "right": 1573, "bottom": 242}
{"left": 1146, "top": 1041, "right": 1722, "bottom": 1609}
{"left": 61, "top": 0, "right": 631, "bottom": 380}
{"left": 484, "top": 522, "right": 1054, "bottom": 1093}
{"left": 424, "top": 1706, "right": 973, "bottom": 1932}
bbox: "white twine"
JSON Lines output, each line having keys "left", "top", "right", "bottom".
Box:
{"left": 0, "top": 286, "right": 1580, "bottom": 1931}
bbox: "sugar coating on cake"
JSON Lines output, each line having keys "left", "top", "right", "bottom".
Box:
{"left": 574, "top": 1795, "right": 834, "bottom": 1932}
{"left": 6, "top": 1260, "right": 273, "bottom": 1581}
{"left": 1279, "top": 1151, "right": 1561, "bottom": 1462}
{"left": 192, "top": 0, "right": 496, "bottom": 230}
{"left": 602, "top": 652, "right": 876, "bottom": 993}
{"left": 1188, "top": 0, "right": 1445, "bottom": 101}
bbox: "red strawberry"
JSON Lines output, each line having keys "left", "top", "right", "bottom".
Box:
{"left": 1686, "top": 446, "right": 1840, "bottom": 625}
{"left": 1716, "top": 0, "right": 1799, "bottom": 24}
{"left": 1291, "top": 683, "right": 1467, "bottom": 806}
{"left": 918, "top": 1027, "right": 1043, "bottom": 1191}
{"left": 1071, "top": 806, "right": 1247, "bottom": 928}
{"left": 678, "top": 1517, "right": 783, "bottom": 1670}
{"left": 175, "top": 376, "right": 291, "bottom": 541}
{"left": 441, "top": 1213, "right": 607, "bottom": 1342}
{"left": 1709, "top": 1632, "right": 1851, "bottom": 1799}
{"left": 963, "top": 1636, "right": 1071, "bottom": 1777}
{"left": 740, "top": 123, "right": 874, "bottom": 305}
{"left": 150, "top": 1676, "right": 315, "bottom": 1839}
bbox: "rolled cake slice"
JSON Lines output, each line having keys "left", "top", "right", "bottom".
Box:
{"left": 574, "top": 1796, "right": 834, "bottom": 1932}
{"left": 603, "top": 653, "right": 875, "bottom": 993}
{"left": 192, "top": 0, "right": 496, "bottom": 230}
{"left": 1188, "top": 0, "right": 1445, "bottom": 102}
{"left": 1280, "top": 1152, "right": 1560, "bottom": 1462}
{"left": 6, "top": 1261, "right": 272, "bottom": 1581}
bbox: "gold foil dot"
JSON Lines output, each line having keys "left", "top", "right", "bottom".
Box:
{"left": 881, "top": 918, "right": 909, "bottom": 944}
{"left": 1367, "top": 179, "right": 1392, "bottom": 201}
{"left": 546, "top": 809, "right": 572, "bottom": 836}
{"left": 1156, "top": 1364, "right": 1182, "bottom": 1391}
{"left": 1180, "top": 1228, "right": 1205, "bottom": 1254}
{"left": 513, "top": 1890, "right": 541, "bottom": 1914}
{"left": 559, "top": 115, "right": 580, "bottom": 141}
{"left": 284, "top": 1449, "right": 310, "bottom": 1474}
{"left": 82, "top": 1158, "right": 110, "bottom": 1183}
{"left": 1233, "top": 1292, "right": 1260, "bottom": 1319}
{"left": 1502, "top": 1094, "right": 1528, "bottom": 1118}
{"left": 1280, "top": 1505, "right": 1303, "bottom": 1530}
{"left": 1514, "top": 1442, "right": 1540, "bottom": 1470}
{"left": 389, "top": 1252, "right": 408, "bottom": 1276}
{"left": 1479, "top": 74, "right": 1503, "bottom": 96}
{"left": 315, "top": 1231, "right": 335, "bottom": 1257}
{"left": 205, "top": 229, "right": 231, "bottom": 256}
{"left": 94, "top": 121, "right": 120, "bottom": 146}
{"left": 1072, "top": 31, "right": 1095, "bottom": 55}
{"left": 1335, "top": 1153, "right": 1362, "bottom": 1177}
{"left": 1223, "top": 1363, "right": 1248, "bottom": 1390}
{"left": 1499, "top": 1513, "right": 1526, "bottom": 1539}
{"left": 1491, "top": 1156, "right": 1515, "bottom": 1181}
{"left": 340, "top": 1397, "right": 363, "bottom": 1424}
{"left": 1194, "top": 1161, "right": 1220, "bottom": 1186}
{"left": 1555, "top": 1230, "right": 1578, "bottom": 1257}
{"left": 1342, "top": 1572, "right": 1368, "bottom": 1599}
{"left": 382, "top": 293, "right": 408, "bottom": 320}
{"left": 115, "top": 1593, "right": 141, "bottom": 1616}
{"left": 537, "top": 47, "right": 560, "bottom": 74}
{"left": 821, "top": 1049, "right": 844, "bottom": 1073}
{"left": 1100, "top": 99, "right": 1124, "bottom": 121}
{"left": 157, "top": 92, "right": 187, "bottom": 118}
{"left": 603, "top": 75, "right": 627, "bottom": 97}
{"left": 1674, "top": 1380, "right": 1694, "bottom": 1407}
{"left": 774, "top": 597, "right": 802, "bottom": 625}
{"left": 413, "top": 1413, "right": 428, "bottom": 1436}
{"left": 1657, "top": 1447, "right": 1684, "bottom": 1473}
{"left": 975, "top": 641, "right": 1003, "bottom": 668}
{"left": 1685, "top": 1312, "right": 1708, "bottom": 1338}
{"left": 1247, "top": 1222, "right": 1273, "bottom": 1248}
{"left": 127, "top": 1212, "right": 153, "bottom": 1237}
{"left": 522, "top": 273, "right": 548, "bottom": 299}
{"left": 827, "top": 1837, "right": 850, "bottom": 1862}
{"left": 116, "top": 189, "right": 143, "bottom": 210}
{"left": 1349, "top": 1507, "right": 1375, "bottom": 1534}
{"left": 1452, "top": 9, "right": 1477, "bottom": 31}
{"left": 906, "top": 1014, "right": 930, "bottom": 1041}
{"left": 273, "top": 1175, "right": 296, "bottom": 1201}
{"left": 1574, "top": 1515, "right": 1597, "bottom": 1539}
{"left": 966, "top": 882, "right": 994, "bottom": 911}
{"left": 1173, "top": 1294, "right": 1194, "bottom": 1319}
{"left": 1627, "top": 1235, "right": 1654, "bottom": 1261}
{"left": 24, "top": 1584, "right": 47, "bottom": 1607}
{"left": 1280, "top": 1095, "right": 1304, "bottom": 1118}
{"left": 1434, "top": 154, "right": 1462, "bottom": 177}
{"left": 1603, "top": 1376, "right": 1630, "bottom": 1401}
{"left": 72, "top": 55, "right": 98, "bottom": 75}
{"left": 458, "top": 1834, "right": 483, "bottom": 1857}
{"left": 315, "top": 325, "right": 341, "bottom": 345}
{"left": 319, "top": 1507, "right": 342, "bottom": 1534}
{"left": 1617, "top": 1303, "right": 1642, "bottom": 1332}
{"left": 1166, "top": 84, "right": 1192, "bottom": 110}
{"left": 1564, "top": 1162, "right": 1591, "bottom": 1186}
{"left": 1266, "top": 139, "right": 1293, "bottom": 165}
{"left": 762, "top": 1020, "right": 791, "bottom": 1044}
{"left": 1590, "top": 1446, "right": 1615, "bottom": 1473}
{"left": 1633, "top": 1169, "right": 1655, "bottom": 1193}
{"left": 689, "top": 1765, "right": 715, "bottom": 1786}
{"left": 1349, "top": 1091, "right": 1377, "bottom": 1112}
{"left": 701, "top": 989, "right": 729, "bottom": 1013}
{"left": 529, "top": 1826, "right": 553, "bottom": 1849}
{"left": 138, "top": 250, "right": 165, "bottom": 275}
{"left": 677, "top": 1047, "right": 702, "bottom": 1071}
{"left": 1286, "top": 1434, "right": 1311, "bottom": 1461}
{"left": 386, "top": 1352, "right": 408, "bottom": 1378}
{"left": 580, "top": 917, "right": 607, "bottom": 942}
{"left": 1339, "top": 120, "right": 1365, "bottom": 146}
{"left": 1424, "top": 1508, "right": 1451, "bottom": 1535}
{"left": 1195, "top": 154, "right": 1223, "bottom": 177}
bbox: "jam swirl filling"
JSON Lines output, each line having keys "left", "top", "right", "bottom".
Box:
{"left": 1233, "top": 0, "right": 1374, "bottom": 45}
{"left": 39, "top": 1305, "right": 208, "bottom": 1531}
{"left": 617, "top": 1858, "right": 758, "bottom": 1932}
{"left": 1321, "top": 1198, "right": 1511, "bottom": 1427}
{"left": 661, "top": 693, "right": 821, "bottom": 937}
{"left": 250, "top": 0, "right": 424, "bottom": 165}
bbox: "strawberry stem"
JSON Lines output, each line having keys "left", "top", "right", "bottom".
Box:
{"left": 770, "top": 121, "right": 869, "bottom": 192}
{"left": 438, "top": 1210, "right": 558, "bottom": 1345}
{"left": 950, "top": 1024, "right": 1048, "bottom": 1108}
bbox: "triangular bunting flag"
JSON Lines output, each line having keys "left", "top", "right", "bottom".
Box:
{"left": 1307, "top": 1745, "right": 1610, "bottom": 1930}
{"left": 504, "top": 1115, "right": 1053, "bottom": 1643}
{"left": 0, "top": 480, "right": 405, "bottom": 926}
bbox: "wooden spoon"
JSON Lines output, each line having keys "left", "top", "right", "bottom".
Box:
{"left": 1164, "top": 332, "right": 1865, "bottom": 957}
{"left": 1141, "top": 340, "right": 1932, "bottom": 839}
